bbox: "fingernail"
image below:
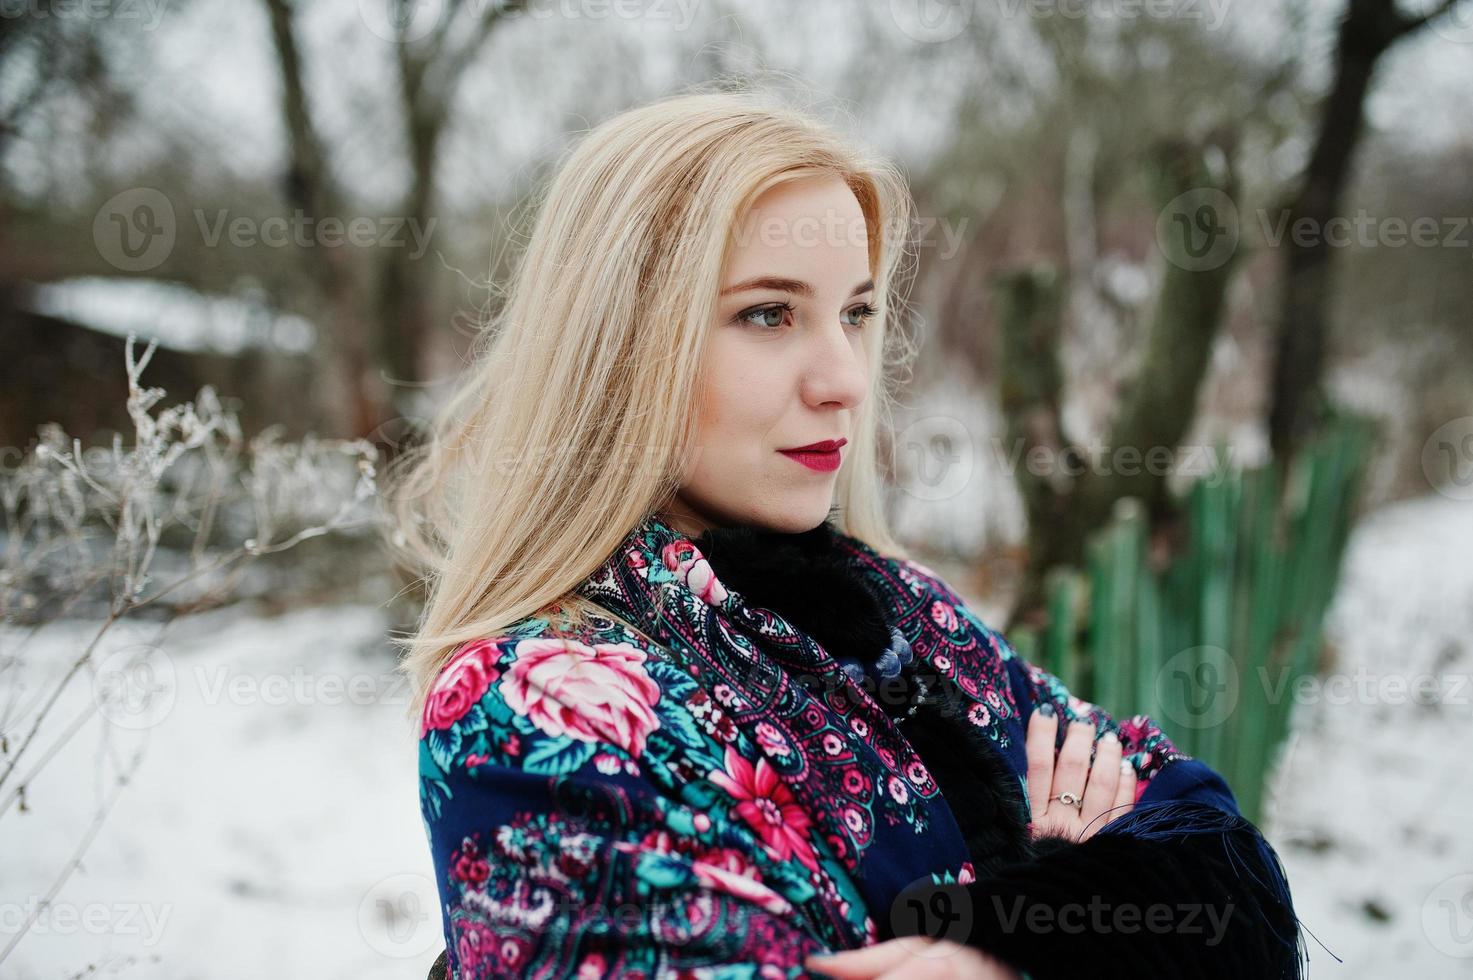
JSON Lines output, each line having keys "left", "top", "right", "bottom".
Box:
{"left": 1120, "top": 759, "right": 1133, "bottom": 773}
{"left": 1036, "top": 702, "right": 1055, "bottom": 718}
{"left": 1101, "top": 730, "right": 1119, "bottom": 744}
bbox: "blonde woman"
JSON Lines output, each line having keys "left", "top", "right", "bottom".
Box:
{"left": 391, "top": 90, "right": 1305, "bottom": 979}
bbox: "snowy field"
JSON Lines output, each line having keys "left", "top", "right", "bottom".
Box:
{"left": 1, "top": 494, "right": 1470, "bottom": 978}
{"left": 0, "top": 603, "right": 440, "bottom": 980}
{"left": 1266, "top": 492, "right": 1473, "bottom": 978}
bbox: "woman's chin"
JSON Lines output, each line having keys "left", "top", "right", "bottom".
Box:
{"left": 752, "top": 500, "right": 835, "bottom": 535}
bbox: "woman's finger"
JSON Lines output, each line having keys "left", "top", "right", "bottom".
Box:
{"left": 1079, "top": 729, "right": 1122, "bottom": 836}
{"left": 1024, "top": 708, "right": 1058, "bottom": 820}
{"left": 874, "top": 944, "right": 1025, "bottom": 979}
{"left": 806, "top": 938, "right": 935, "bottom": 978}
{"left": 1109, "top": 757, "right": 1138, "bottom": 823}
{"left": 1050, "top": 720, "right": 1093, "bottom": 810}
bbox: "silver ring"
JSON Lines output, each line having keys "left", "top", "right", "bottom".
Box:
{"left": 1052, "top": 791, "right": 1083, "bottom": 811}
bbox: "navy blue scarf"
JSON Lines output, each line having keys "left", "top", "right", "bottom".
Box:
{"left": 694, "top": 518, "right": 1309, "bottom": 980}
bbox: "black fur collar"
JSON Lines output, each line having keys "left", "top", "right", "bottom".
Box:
{"left": 693, "top": 520, "right": 1047, "bottom": 910}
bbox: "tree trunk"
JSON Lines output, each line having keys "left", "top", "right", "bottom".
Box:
{"left": 262, "top": 0, "right": 388, "bottom": 438}
{"left": 1268, "top": 0, "right": 1465, "bottom": 462}
{"left": 1005, "top": 134, "right": 1241, "bottom": 628}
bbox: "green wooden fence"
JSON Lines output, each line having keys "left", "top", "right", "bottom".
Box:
{"left": 1006, "top": 414, "right": 1376, "bottom": 824}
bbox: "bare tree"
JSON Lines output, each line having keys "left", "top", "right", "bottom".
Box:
{"left": 997, "top": 133, "right": 1242, "bottom": 626}
{"left": 260, "top": 0, "right": 526, "bottom": 430}
{"left": 262, "top": 0, "right": 387, "bottom": 438}
{"left": 1268, "top": 0, "right": 1468, "bottom": 462}
{"left": 377, "top": 0, "right": 528, "bottom": 400}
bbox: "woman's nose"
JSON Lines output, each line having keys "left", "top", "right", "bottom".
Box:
{"left": 801, "top": 321, "right": 868, "bottom": 409}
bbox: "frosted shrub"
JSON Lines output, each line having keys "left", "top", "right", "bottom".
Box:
{"left": 0, "top": 335, "right": 381, "bottom": 964}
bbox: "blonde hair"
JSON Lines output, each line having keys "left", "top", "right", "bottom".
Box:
{"left": 385, "top": 87, "right": 920, "bottom": 725}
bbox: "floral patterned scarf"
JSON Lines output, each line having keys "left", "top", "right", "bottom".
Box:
{"left": 419, "top": 512, "right": 1234, "bottom": 977}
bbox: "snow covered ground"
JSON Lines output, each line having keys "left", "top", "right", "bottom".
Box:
{"left": 1265, "top": 492, "right": 1473, "bottom": 978}
{"left": 1, "top": 493, "right": 1469, "bottom": 978}
{"left": 0, "top": 603, "right": 439, "bottom": 980}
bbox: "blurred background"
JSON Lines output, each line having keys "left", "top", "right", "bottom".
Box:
{"left": 2, "top": 0, "right": 1471, "bottom": 976}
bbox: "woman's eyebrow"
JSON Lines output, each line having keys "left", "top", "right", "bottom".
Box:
{"left": 720, "top": 276, "right": 875, "bottom": 298}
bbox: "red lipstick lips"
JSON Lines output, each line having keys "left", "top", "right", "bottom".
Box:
{"left": 778, "top": 438, "right": 847, "bottom": 473}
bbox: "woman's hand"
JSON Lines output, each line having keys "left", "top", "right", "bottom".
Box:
{"left": 806, "top": 937, "right": 1021, "bottom": 979}
{"left": 1025, "top": 707, "right": 1137, "bottom": 842}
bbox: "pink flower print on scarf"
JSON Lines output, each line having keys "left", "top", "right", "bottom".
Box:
{"left": 707, "top": 744, "right": 820, "bottom": 873}
{"left": 690, "top": 845, "right": 795, "bottom": 915}
{"left": 501, "top": 638, "right": 662, "bottom": 757}
{"left": 421, "top": 638, "right": 502, "bottom": 737}
{"left": 660, "top": 541, "right": 730, "bottom": 606}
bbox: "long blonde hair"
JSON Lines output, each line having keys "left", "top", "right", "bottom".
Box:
{"left": 385, "top": 87, "right": 920, "bottom": 725}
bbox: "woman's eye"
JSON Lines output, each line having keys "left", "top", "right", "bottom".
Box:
{"left": 737, "top": 302, "right": 876, "bottom": 330}
{"left": 740, "top": 303, "right": 792, "bottom": 329}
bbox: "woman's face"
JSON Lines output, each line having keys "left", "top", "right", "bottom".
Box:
{"left": 665, "top": 175, "right": 874, "bottom": 537}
